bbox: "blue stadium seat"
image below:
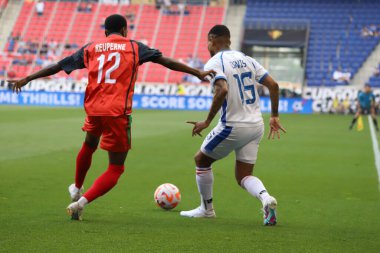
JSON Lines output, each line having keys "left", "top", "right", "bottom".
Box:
{"left": 245, "top": 0, "right": 380, "bottom": 87}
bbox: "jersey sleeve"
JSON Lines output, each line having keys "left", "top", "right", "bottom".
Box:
{"left": 249, "top": 57, "right": 268, "bottom": 84}
{"left": 58, "top": 43, "right": 90, "bottom": 75}
{"left": 136, "top": 41, "right": 162, "bottom": 65}
{"left": 204, "top": 56, "right": 226, "bottom": 85}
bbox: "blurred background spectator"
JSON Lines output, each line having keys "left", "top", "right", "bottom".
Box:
{"left": 125, "top": 9, "right": 135, "bottom": 30}
{"left": 36, "top": 0, "right": 44, "bottom": 16}
{"left": 361, "top": 24, "right": 380, "bottom": 37}
{"left": 333, "top": 67, "right": 351, "bottom": 84}
{"left": 374, "top": 64, "right": 380, "bottom": 77}
{"left": 0, "top": 66, "right": 6, "bottom": 78}
{"left": 176, "top": 82, "right": 186, "bottom": 96}
{"left": 182, "top": 55, "right": 204, "bottom": 83}
{"left": 78, "top": 2, "right": 92, "bottom": 13}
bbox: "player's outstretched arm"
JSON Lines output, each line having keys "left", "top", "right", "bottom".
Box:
{"left": 8, "top": 63, "right": 63, "bottom": 93}
{"left": 187, "top": 79, "right": 228, "bottom": 136}
{"left": 154, "top": 56, "right": 215, "bottom": 81}
{"left": 261, "top": 75, "right": 286, "bottom": 140}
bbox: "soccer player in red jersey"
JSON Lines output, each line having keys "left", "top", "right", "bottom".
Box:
{"left": 9, "top": 14, "right": 215, "bottom": 220}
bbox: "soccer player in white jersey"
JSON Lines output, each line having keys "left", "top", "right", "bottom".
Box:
{"left": 180, "top": 25, "right": 286, "bottom": 225}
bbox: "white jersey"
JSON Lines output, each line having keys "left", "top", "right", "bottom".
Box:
{"left": 204, "top": 50, "right": 268, "bottom": 126}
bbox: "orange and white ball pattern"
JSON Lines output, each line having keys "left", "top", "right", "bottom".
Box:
{"left": 154, "top": 183, "right": 181, "bottom": 210}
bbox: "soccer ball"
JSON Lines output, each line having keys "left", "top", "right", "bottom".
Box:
{"left": 154, "top": 183, "right": 181, "bottom": 210}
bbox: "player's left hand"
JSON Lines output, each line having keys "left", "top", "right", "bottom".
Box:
{"left": 268, "top": 116, "right": 286, "bottom": 140}
{"left": 187, "top": 120, "right": 210, "bottom": 137}
{"left": 8, "top": 78, "right": 29, "bottom": 94}
{"left": 197, "top": 70, "right": 216, "bottom": 82}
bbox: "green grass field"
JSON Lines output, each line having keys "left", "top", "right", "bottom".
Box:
{"left": 0, "top": 106, "right": 379, "bottom": 253}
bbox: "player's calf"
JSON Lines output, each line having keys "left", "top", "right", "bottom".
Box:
{"left": 83, "top": 164, "right": 125, "bottom": 203}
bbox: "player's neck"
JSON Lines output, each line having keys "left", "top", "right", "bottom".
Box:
{"left": 216, "top": 46, "right": 231, "bottom": 54}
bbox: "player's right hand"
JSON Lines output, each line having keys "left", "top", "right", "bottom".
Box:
{"left": 187, "top": 120, "right": 210, "bottom": 137}
{"left": 268, "top": 116, "right": 286, "bottom": 140}
{"left": 8, "top": 78, "right": 29, "bottom": 94}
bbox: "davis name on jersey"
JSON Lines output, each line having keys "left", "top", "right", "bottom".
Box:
{"left": 204, "top": 50, "right": 268, "bottom": 127}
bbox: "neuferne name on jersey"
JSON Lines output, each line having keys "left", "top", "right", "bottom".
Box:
{"left": 95, "top": 43, "right": 126, "bottom": 53}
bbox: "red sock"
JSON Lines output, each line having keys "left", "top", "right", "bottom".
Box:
{"left": 75, "top": 142, "right": 97, "bottom": 189}
{"left": 83, "top": 164, "right": 125, "bottom": 203}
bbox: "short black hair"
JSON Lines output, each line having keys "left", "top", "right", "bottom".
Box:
{"left": 105, "top": 14, "right": 127, "bottom": 33}
{"left": 365, "top": 83, "right": 371, "bottom": 87}
{"left": 208, "top": 25, "right": 230, "bottom": 38}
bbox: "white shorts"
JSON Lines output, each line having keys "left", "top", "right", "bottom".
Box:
{"left": 200, "top": 123, "right": 264, "bottom": 164}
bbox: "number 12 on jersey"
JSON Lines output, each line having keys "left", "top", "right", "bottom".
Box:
{"left": 233, "top": 72, "right": 256, "bottom": 105}
{"left": 97, "top": 52, "right": 120, "bottom": 84}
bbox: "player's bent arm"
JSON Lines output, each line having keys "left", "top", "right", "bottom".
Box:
{"left": 261, "top": 75, "right": 279, "bottom": 117}
{"left": 205, "top": 79, "right": 228, "bottom": 125}
{"left": 153, "top": 56, "right": 214, "bottom": 81}
{"left": 9, "top": 63, "right": 63, "bottom": 93}
{"left": 187, "top": 79, "right": 228, "bottom": 136}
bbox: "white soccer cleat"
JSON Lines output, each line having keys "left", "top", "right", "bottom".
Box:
{"left": 263, "top": 196, "right": 277, "bottom": 226}
{"left": 67, "top": 202, "right": 84, "bottom": 221}
{"left": 68, "top": 183, "right": 84, "bottom": 202}
{"left": 180, "top": 207, "right": 216, "bottom": 218}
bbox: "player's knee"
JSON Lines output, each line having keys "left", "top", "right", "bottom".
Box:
{"left": 194, "top": 152, "right": 202, "bottom": 164}
{"left": 109, "top": 151, "right": 128, "bottom": 165}
{"left": 85, "top": 135, "right": 99, "bottom": 148}
{"left": 194, "top": 151, "right": 214, "bottom": 167}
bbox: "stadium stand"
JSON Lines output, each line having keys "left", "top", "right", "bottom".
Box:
{"left": 369, "top": 76, "right": 380, "bottom": 87}
{"left": 0, "top": 0, "right": 225, "bottom": 83}
{"left": 0, "top": 0, "right": 7, "bottom": 8}
{"left": 368, "top": 63, "right": 380, "bottom": 87}
{"left": 0, "top": 0, "right": 8, "bottom": 13}
{"left": 245, "top": 0, "right": 380, "bottom": 87}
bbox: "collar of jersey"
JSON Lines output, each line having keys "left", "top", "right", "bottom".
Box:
{"left": 107, "top": 32, "right": 124, "bottom": 38}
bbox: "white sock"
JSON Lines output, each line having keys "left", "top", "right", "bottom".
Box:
{"left": 78, "top": 197, "right": 88, "bottom": 208}
{"left": 241, "top": 176, "right": 270, "bottom": 206}
{"left": 196, "top": 167, "right": 214, "bottom": 211}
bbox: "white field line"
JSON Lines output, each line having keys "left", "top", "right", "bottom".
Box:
{"left": 368, "top": 115, "right": 380, "bottom": 190}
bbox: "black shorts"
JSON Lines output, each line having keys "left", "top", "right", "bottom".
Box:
{"left": 361, "top": 107, "right": 371, "bottom": 115}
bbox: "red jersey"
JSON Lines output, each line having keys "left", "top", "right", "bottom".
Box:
{"left": 58, "top": 34, "right": 162, "bottom": 116}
